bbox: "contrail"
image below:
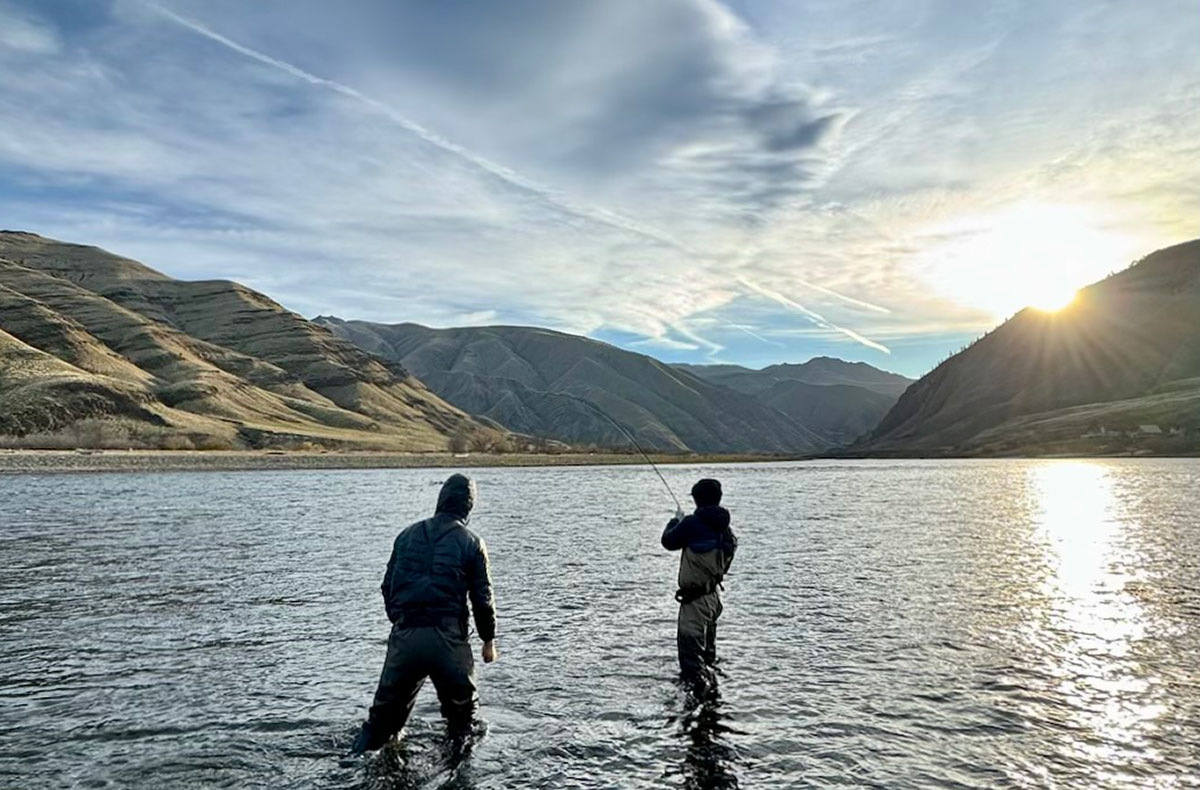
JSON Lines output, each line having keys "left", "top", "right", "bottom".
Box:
{"left": 738, "top": 276, "right": 891, "bottom": 354}
{"left": 796, "top": 277, "right": 891, "bottom": 314}
{"left": 143, "top": 2, "right": 697, "bottom": 255}
{"left": 732, "top": 247, "right": 891, "bottom": 316}
{"left": 147, "top": 2, "right": 899, "bottom": 355}
{"left": 714, "top": 316, "right": 784, "bottom": 347}
{"left": 669, "top": 320, "right": 724, "bottom": 357}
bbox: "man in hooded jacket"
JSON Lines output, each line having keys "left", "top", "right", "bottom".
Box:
{"left": 662, "top": 478, "right": 737, "bottom": 680}
{"left": 352, "top": 473, "right": 497, "bottom": 753}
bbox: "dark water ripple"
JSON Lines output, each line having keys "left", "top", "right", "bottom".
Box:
{"left": 2, "top": 459, "right": 1199, "bottom": 788}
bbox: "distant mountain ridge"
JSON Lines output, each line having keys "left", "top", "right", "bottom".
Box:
{"left": 315, "top": 318, "right": 911, "bottom": 452}
{"left": 314, "top": 318, "right": 837, "bottom": 454}
{"left": 677, "top": 357, "right": 912, "bottom": 398}
{"left": 676, "top": 358, "right": 912, "bottom": 446}
{"left": 0, "top": 232, "right": 490, "bottom": 449}
{"left": 857, "top": 239, "right": 1200, "bottom": 455}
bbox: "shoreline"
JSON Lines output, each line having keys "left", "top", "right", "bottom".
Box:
{"left": 1, "top": 448, "right": 1196, "bottom": 475}
{"left": 0, "top": 449, "right": 797, "bottom": 475}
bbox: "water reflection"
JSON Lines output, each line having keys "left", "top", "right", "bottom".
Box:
{"left": 1027, "top": 462, "right": 1168, "bottom": 772}
{"left": 1033, "top": 462, "right": 1123, "bottom": 601}
{"left": 677, "top": 685, "right": 739, "bottom": 790}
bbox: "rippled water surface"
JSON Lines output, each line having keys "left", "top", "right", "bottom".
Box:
{"left": 3, "top": 459, "right": 1200, "bottom": 789}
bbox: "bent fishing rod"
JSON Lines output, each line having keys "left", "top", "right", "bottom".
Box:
{"left": 549, "top": 391, "right": 683, "bottom": 512}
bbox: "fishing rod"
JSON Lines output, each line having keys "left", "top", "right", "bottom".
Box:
{"left": 551, "top": 391, "right": 683, "bottom": 512}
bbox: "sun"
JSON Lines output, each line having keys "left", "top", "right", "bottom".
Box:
{"left": 917, "top": 202, "right": 1142, "bottom": 319}
{"left": 1028, "top": 285, "right": 1078, "bottom": 313}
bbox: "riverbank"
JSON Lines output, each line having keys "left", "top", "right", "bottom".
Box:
{"left": 0, "top": 449, "right": 792, "bottom": 474}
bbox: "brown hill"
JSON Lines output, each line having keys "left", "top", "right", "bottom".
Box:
{"left": 0, "top": 232, "right": 489, "bottom": 450}
{"left": 859, "top": 240, "right": 1200, "bottom": 455}
{"left": 0, "top": 326, "right": 162, "bottom": 437}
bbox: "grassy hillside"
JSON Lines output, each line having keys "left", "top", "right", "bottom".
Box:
{"left": 0, "top": 327, "right": 160, "bottom": 436}
{"left": 0, "top": 232, "right": 493, "bottom": 450}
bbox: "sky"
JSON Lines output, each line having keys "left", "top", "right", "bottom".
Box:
{"left": 0, "top": 0, "right": 1196, "bottom": 378}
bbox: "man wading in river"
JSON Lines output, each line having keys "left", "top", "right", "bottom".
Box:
{"left": 662, "top": 478, "right": 737, "bottom": 683}
{"left": 352, "top": 473, "right": 497, "bottom": 754}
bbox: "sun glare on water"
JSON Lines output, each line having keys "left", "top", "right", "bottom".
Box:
{"left": 918, "top": 202, "right": 1141, "bottom": 318}
{"left": 1026, "top": 462, "right": 1169, "bottom": 754}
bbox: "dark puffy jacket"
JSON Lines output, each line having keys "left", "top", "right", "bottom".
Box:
{"left": 381, "top": 474, "right": 496, "bottom": 641}
{"left": 662, "top": 505, "right": 738, "bottom": 591}
{"left": 662, "top": 505, "right": 737, "bottom": 557}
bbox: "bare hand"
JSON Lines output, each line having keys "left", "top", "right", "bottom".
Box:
{"left": 675, "top": 508, "right": 686, "bottom": 522}
{"left": 482, "top": 640, "right": 498, "bottom": 664}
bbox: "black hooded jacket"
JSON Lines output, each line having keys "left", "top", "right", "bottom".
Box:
{"left": 662, "top": 505, "right": 737, "bottom": 592}
{"left": 662, "top": 505, "right": 737, "bottom": 556}
{"left": 380, "top": 474, "right": 496, "bottom": 641}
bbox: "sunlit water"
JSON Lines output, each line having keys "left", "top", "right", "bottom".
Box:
{"left": 2, "top": 459, "right": 1199, "bottom": 789}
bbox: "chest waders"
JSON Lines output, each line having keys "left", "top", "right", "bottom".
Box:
{"left": 674, "top": 545, "right": 731, "bottom": 680}
{"left": 360, "top": 523, "right": 478, "bottom": 751}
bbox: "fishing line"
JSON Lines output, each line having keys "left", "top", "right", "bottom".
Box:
{"left": 551, "top": 391, "right": 683, "bottom": 511}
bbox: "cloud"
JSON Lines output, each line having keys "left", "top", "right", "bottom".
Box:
{"left": 0, "top": 0, "right": 871, "bottom": 354}
{"left": 631, "top": 336, "right": 701, "bottom": 352}
{"left": 794, "top": 277, "right": 890, "bottom": 314}
{"left": 142, "top": 1, "right": 695, "bottom": 255}
{"left": 0, "top": 0, "right": 1196, "bottom": 379}
{"left": 747, "top": 100, "right": 846, "bottom": 153}
{"left": 738, "top": 276, "right": 891, "bottom": 354}
{"left": 156, "top": 0, "right": 848, "bottom": 221}
{"left": 712, "top": 317, "right": 784, "bottom": 348}
{"left": 0, "top": 2, "right": 61, "bottom": 54}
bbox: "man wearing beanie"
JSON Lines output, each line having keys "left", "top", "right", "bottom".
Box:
{"left": 661, "top": 478, "right": 737, "bottom": 682}
{"left": 352, "top": 473, "right": 498, "bottom": 753}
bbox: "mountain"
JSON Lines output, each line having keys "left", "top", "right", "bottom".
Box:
{"left": 678, "top": 357, "right": 912, "bottom": 398}
{"left": 313, "top": 318, "right": 826, "bottom": 454}
{"left": 677, "top": 358, "right": 912, "bottom": 446}
{"left": 751, "top": 380, "right": 899, "bottom": 447}
{"left": 858, "top": 239, "right": 1200, "bottom": 455}
{"left": 0, "top": 232, "right": 491, "bottom": 450}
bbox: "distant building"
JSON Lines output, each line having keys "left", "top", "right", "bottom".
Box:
{"left": 1137, "top": 424, "right": 1163, "bottom": 435}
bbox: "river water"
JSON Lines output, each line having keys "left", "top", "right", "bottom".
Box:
{"left": 2, "top": 459, "right": 1198, "bottom": 789}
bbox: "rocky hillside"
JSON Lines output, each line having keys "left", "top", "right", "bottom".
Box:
{"left": 0, "top": 232, "right": 491, "bottom": 450}
{"left": 857, "top": 239, "right": 1200, "bottom": 455}
{"left": 314, "top": 318, "right": 826, "bottom": 453}
{"left": 678, "top": 358, "right": 911, "bottom": 446}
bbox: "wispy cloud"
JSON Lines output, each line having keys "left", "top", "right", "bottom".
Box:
{"left": 712, "top": 316, "right": 784, "bottom": 347}
{"left": 143, "top": 2, "right": 694, "bottom": 256}
{"left": 668, "top": 320, "right": 725, "bottom": 357}
{"left": 631, "top": 336, "right": 701, "bottom": 352}
{"left": 0, "top": 0, "right": 1196, "bottom": 378}
{"left": 0, "top": 1, "right": 59, "bottom": 54}
{"left": 794, "top": 277, "right": 890, "bottom": 314}
{"left": 738, "top": 276, "right": 891, "bottom": 354}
